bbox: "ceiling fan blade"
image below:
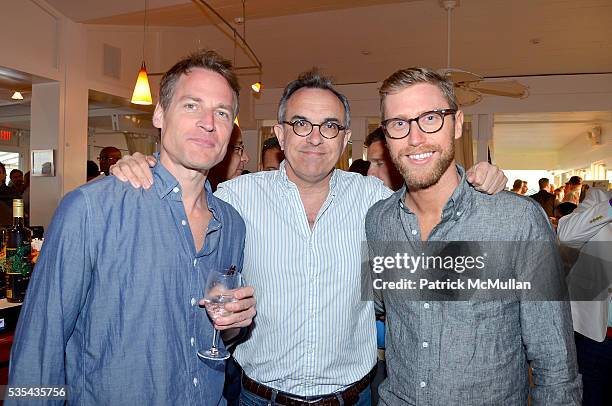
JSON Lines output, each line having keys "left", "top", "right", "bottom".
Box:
{"left": 468, "top": 80, "right": 529, "bottom": 98}
{"left": 454, "top": 86, "right": 482, "bottom": 106}
{"left": 439, "top": 68, "right": 482, "bottom": 84}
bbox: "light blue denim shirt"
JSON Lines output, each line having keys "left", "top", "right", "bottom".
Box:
{"left": 8, "top": 160, "right": 245, "bottom": 405}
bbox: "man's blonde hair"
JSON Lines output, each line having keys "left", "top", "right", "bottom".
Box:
{"left": 379, "top": 67, "right": 458, "bottom": 117}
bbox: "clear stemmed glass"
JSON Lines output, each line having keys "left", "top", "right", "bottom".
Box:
{"left": 197, "top": 267, "right": 241, "bottom": 361}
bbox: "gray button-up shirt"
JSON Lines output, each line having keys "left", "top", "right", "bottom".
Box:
{"left": 365, "top": 165, "right": 581, "bottom": 405}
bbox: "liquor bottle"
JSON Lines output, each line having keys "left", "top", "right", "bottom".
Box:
{"left": 5, "top": 199, "right": 32, "bottom": 303}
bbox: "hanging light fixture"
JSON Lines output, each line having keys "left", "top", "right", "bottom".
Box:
{"left": 131, "top": 0, "right": 152, "bottom": 105}
{"left": 195, "top": 1, "right": 263, "bottom": 90}
{"left": 251, "top": 81, "right": 261, "bottom": 93}
{"left": 11, "top": 91, "right": 24, "bottom": 100}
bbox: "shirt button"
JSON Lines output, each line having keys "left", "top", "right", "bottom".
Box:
{"left": 191, "top": 298, "right": 196, "bottom": 306}
{"left": 193, "top": 377, "right": 198, "bottom": 387}
{"left": 190, "top": 337, "right": 195, "bottom": 347}
{"left": 423, "top": 303, "right": 430, "bottom": 309}
{"left": 411, "top": 229, "right": 417, "bottom": 235}
{"left": 456, "top": 211, "right": 461, "bottom": 216}
{"left": 173, "top": 187, "right": 179, "bottom": 193}
{"left": 193, "top": 259, "right": 197, "bottom": 267}
{"left": 181, "top": 220, "right": 187, "bottom": 226}
{"left": 420, "top": 381, "right": 427, "bottom": 388}
{"left": 422, "top": 341, "right": 429, "bottom": 348}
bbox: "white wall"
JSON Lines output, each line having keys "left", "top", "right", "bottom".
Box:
{"left": 557, "top": 122, "right": 612, "bottom": 170}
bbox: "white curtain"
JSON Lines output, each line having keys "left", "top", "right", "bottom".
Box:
{"left": 124, "top": 132, "right": 159, "bottom": 156}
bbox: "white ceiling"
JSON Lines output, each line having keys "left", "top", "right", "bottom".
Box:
{"left": 46, "top": 0, "right": 415, "bottom": 26}
{"left": 41, "top": 0, "right": 612, "bottom": 85}
{"left": 494, "top": 111, "right": 612, "bottom": 152}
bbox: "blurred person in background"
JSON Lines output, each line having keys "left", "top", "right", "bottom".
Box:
{"left": 0, "top": 163, "right": 18, "bottom": 225}
{"left": 260, "top": 136, "right": 284, "bottom": 171}
{"left": 558, "top": 187, "right": 612, "bottom": 405}
{"left": 364, "top": 127, "right": 403, "bottom": 190}
{"left": 564, "top": 176, "right": 583, "bottom": 205}
{"left": 348, "top": 158, "right": 370, "bottom": 176}
{"left": 579, "top": 183, "right": 590, "bottom": 203}
{"left": 0, "top": 162, "right": 16, "bottom": 197}
{"left": 98, "top": 146, "right": 122, "bottom": 176}
{"left": 207, "top": 124, "right": 250, "bottom": 189}
{"left": 555, "top": 186, "right": 565, "bottom": 207}
{"left": 511, "top": 179, "right": 523, "bottom": 193}
{"left": 8, "top": 169, "right": 24, "bottom": 195}
{"left": 530, "top": 177, "right": 556, "bottom": 218}
{"left": 87, "top": 160, "right": 102, "bottom": 182}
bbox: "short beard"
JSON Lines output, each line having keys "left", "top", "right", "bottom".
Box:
{"left": 391, "top": 142, "right": 455, "bottom": 191}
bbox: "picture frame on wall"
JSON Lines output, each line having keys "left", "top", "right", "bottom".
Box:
{"left": 31, "top": 149, "right": 55, "bottom": 177}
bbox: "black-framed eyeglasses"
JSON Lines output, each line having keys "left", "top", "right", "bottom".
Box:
{"left": 381, "top": 109, "right": 457, "bottom": 139}
{"left": 98, "top": 156, "right": 120, "bottom": 162}
{"left": 228, "top": 143, "right": 244, "bottom": 156}
{"left": 281, "top": 119, "right": 346, "bottom": 139}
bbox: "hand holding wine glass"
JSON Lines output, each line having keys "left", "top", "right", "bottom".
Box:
{"left": 198, "top": 267, "right": 242, "bottom": 361}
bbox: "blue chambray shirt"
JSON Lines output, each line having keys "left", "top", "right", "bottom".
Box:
{"left": 8, "top": 160, "right": 245, "bottom": 405}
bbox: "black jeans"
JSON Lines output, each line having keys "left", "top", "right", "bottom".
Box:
{"left": 224, "top": 355, "right": 242, "bottom": 406}
{"left": 575, "top": 332, "right": 612, "bottom": 406}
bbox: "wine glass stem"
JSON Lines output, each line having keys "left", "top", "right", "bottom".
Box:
{"left": 211, "top": 328, "right": 220, "bottom": 354}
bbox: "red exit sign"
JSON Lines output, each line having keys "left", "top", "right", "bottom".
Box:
{"left": 0, "top": 130, "right": 12, "bottom": 141}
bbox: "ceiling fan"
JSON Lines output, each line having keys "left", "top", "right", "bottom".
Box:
{"left": 438, "top": 0, "right": 529, "bottom": 106}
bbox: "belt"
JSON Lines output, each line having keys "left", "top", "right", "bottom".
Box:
{"left": 241, "top": 370, "right": 374, "bottom": 406}
{"left": 607, "top": 327, "right": 612, "bottom": 338}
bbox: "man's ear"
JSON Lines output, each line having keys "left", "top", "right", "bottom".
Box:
{"left": 152, "top": 104, "right": 164, "bottom": 129}
{"left": 454, "top": 110, "right": 464, "bottom": 140}
{"left": 342, "top": 129, "right": 352, "bottom": 149}
{"left": 273, "top": 124, "right": 285, "bottom": 151}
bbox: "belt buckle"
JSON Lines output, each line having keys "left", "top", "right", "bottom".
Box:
{"left": 304, "top": 398, "right": 324, "bottom": 404}
{"left": 287, "top": 395, "right": 324, "bottom": 404}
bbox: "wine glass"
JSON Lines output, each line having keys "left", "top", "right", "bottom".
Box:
{"left": 197, "top": 267, "right": 241, "bottom": 361}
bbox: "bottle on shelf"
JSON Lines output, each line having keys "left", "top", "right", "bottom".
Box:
{"left": 5, "top": 199, "right": 32, "bottom": 303}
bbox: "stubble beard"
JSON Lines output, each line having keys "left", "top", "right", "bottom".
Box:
{"left": 391, "top": 142, "right": 455, "bottom": 191}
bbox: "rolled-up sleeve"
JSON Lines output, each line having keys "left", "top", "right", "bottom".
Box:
{"left": 7, "top": 189, "right": 94, "bottom": 401}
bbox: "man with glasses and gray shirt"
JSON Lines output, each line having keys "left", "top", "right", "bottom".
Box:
{"left": 111, "top": 69, "right": 507, "bottom": 405}
{"left": 366, "top": 67, "right": 581, "bottom": 405}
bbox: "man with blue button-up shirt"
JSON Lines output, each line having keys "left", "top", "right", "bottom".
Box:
{"left": 8, "top": 50, "right": 256, "bottom": 405}
{"left": 366, "top": 67, "right": 581, "bottom": 405}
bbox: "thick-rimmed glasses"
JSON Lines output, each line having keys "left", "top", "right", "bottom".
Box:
{"left": 281, "top": 119, "right": 346, "bottom": 139}
{"left": 381, "top": 109, "right": 457, "bottom": 139}
{"left": 228, "top": 143, "right": 244, "bottom": 156}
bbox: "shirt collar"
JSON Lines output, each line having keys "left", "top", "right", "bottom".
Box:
{"left": 276, "top": 159, "right": 340, "bottom": 194}
{"left": 398, "top": 164, "right": 471, "bottom": 221}
{"left": 152, "top": 153, "right": 181, "bottom": 199}
{"left": 151, "top": 153, "right": 222, "bottom": 223}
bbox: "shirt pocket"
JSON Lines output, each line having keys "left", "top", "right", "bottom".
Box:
{"left": 441, "top": 300, "right": 521, "bottom": 370}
